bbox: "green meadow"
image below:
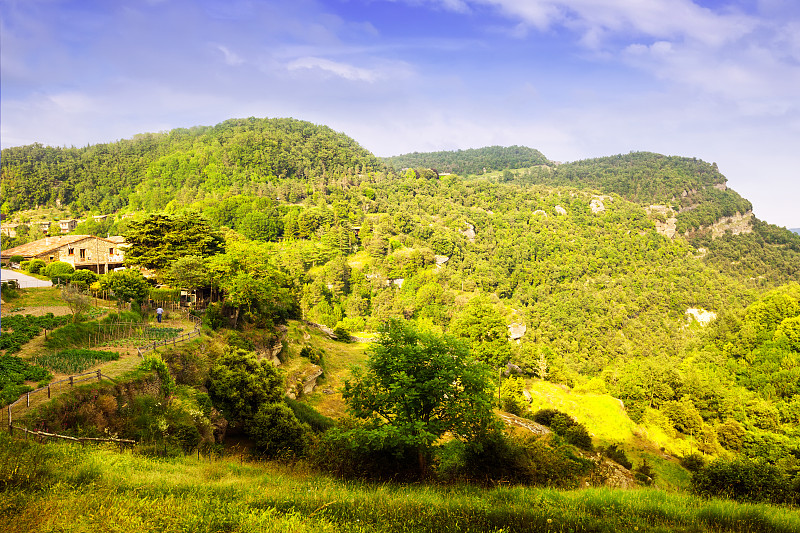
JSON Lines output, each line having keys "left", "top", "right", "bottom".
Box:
{"left": 2, "top": 433, "right": 799, "bottom": 533}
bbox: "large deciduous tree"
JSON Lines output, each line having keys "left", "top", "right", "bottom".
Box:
{"left": 343, "top": 318, "right": 494, "bottom": 475}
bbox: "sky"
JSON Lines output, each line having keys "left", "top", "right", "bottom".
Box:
{"left": 2, "top": 0, "right": 799, "bottom": 228}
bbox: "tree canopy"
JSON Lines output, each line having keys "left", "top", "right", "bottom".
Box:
{"left": 343, "top": 318, "right": 494, "bottom": 473}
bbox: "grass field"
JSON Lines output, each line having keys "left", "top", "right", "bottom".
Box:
{"left": 1, "top": 434, "right": 798, "bottom": 533}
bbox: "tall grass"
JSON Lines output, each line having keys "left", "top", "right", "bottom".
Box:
{"left": 1, "top": 435, "right": 798, "bottom": 533}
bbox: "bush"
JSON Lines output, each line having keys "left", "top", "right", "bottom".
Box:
{"left": 332, "top": 324, "right": 351, "bottom": 341}
{"left": 634, "top": 458, "right": 656, "bottom": 486}
{"left": 27, "top": 259, "right": 46, "bottom": 274}
{"left": 247, "top": 402, "right": 310, "bottom": 458}
{"left": 692, "top": 458, "right": 795, "bottom": 505}
{"left": 44, "top": 261, "right": 75, "bottom": 283}
{"left": 71, "top": 269, "right": 99, "bottom": 288}
{"left": 10, "top": 255, "right": 24, "bottom": 265}
{"left": 437, "top": 431, "right": 593, "bottom": 487}
{"left": 680, "top": 453, "right": 707, "bottom": 473}
{"left": 310, "top": 421, "right": 420, "bottom": 481}
{"left": 532, "top": 408, "right": 593, "bottom": 450}
{"left": 602, "top": 444, "right": 633, "bottom": 470}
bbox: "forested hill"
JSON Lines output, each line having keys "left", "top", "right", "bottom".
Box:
{"left": 382, "top": 146, "right": 551, "bottom": 175}
{"left": 0, "top": 117, "right": 381, "bottom": 214}
{"left": 520, "top": 152, "right": 753, "bottom": 234}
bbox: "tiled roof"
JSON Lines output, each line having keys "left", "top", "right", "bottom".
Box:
{"left": 1, "top": 235, "right": 115, "bottom": 259}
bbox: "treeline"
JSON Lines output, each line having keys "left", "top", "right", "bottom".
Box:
{"left": 383, "top": 145, "right": 551, "bottom": 175}
{"left": 0, "top": 117, "right": 382, "bottom": 214}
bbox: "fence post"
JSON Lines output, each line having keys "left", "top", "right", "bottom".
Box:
{"left": 70, "top": 376, "right": 74, "bottom": 387}
{"left": 26, "top": 392, "right": 30, "bottom": 408}
{"left": 97, "top": 370, "right": 102, "bottom": 382}
{"left": 7, "top": 406, "right": 11, "bottom": 433}
{"left": 48, "top": 384, "right": 51, "bottom": 398}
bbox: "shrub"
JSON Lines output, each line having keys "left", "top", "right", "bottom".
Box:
{"left": 332, "top": 324, "right": 351, "bottom": 341}
{"left": 27, "top": 259, "right": 46, "bottom": 274}
{"left": 310, "top": 421, "right": 420, "bottom": 481}
{"left": 532, "top": 408, "right": 561, "bottom": 426}
{"left": 437, "top": 431, "right": 593, "bottom": 487}
{"left": 532, "top": 408, "right": 593, "bottom": 450}
{"left": 680, "top": 453, "right": 707, "bottom": 473}
{"left": 499, "top": 376, "right": 527, "bottom": 416}
{"left": 71, "top": 269, "right": 99, "bottom": 288}
{"left": 247, "top": 402, "right": 310, "bottom": 458}
{"left": 602, "top": 444, "right": 633, "bottom": 470}
{"left": 44, "top": 261, "right": 75, "bottom": 283}
{"left": 10, "top": 254, "right": 24, "bottom": 265}
{"left": 692, "top": 458, "right": 794, "bottom": 505}
{"left": 634, "top": 458, "right": 656, "bottom": 486}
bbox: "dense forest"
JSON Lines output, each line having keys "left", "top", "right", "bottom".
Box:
{"left": 4, "top": 118, "right": 800, "bottom": 502}
{"left": 383, "top": 145, "right": 551, "bottom": 175}
{"left": 0, "top": 117, "right": 381, "bottom": 215}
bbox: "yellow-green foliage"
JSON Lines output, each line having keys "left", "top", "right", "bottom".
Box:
{"left": 1, "top": 436, "right": 799, "bottom": 533}
{"left": 525, "top": 380, "right": 700, "bottom": 489}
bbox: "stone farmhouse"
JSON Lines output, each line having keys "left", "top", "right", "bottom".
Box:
{"left": 1, "top": 235, "right": 125, "bottom": 274}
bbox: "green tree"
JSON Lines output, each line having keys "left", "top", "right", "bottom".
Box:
{"left": 168, "top": 255, "right": 210, "bottom": 292}
{"left": 207, "top": 347, "right": 283, "bottom": 427}
{"left": 99, "top": 269, "right": 150, "bottom": 305}
{"left": 238, "top": 211, "right": 283, "bottom": 242}
{"left": 450, "top": 297, "right": 512, "bottom": 368}
{"left": 124, "top": 212, "right": 224, "bottom": 272}
{"left": 343, "top": 318, "right": 494, "bottom": 475}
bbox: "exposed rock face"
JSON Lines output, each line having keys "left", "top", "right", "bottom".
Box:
{"left": 533, "top": 209, "right": 547, "bottom": 217}
{"left": 434, "top": 255, "right": 449, "bottom": 269}
{"left": 508, "top": 323, "right": 526, "bottom": 342}
{"left": 462, "top": 224, "right": 476, "bottom": 243}
{"left": 686, "top": 308, "right": 717, "bottom": 325}
{"left": 554, "top": 205, "right": 567, "bottom": 216}
{"left": 590, "top": 196, "right": 609, "bottom": 213}
{"left": 647, "top": 205, "right": 678, "bottom": 239}
{"left": 498, "top": 412, "right": 550, "bottom": 435}
{"left": 709, "top": 211, "right": 753, "bottom": 238}
{"left": 303, "top": 367, "right": 324, "bottom": 395}
{"left": 287, "top": 364, "right": 324, "bottom": 399}
{"left": 503, "top": 363, "right": 523, "bottom": 376}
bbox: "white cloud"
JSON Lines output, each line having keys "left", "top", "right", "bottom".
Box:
{"left": 287, "top": 56, "right": 382, "bottom": 82}
{"left": 214, "top": 44, "right": 244, "bottom": 66}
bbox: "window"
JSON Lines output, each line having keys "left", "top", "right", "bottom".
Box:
{"left": 109, "top": 248, "right": 114, "bottom": 255}
{"left": 68, "top": 248, "right": 74, "bottom": 255}
{"left": 80, "top": 249, "right": 86, "bottom": 260}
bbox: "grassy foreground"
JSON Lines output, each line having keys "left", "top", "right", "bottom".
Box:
{"left": 2, "top": 435, "right": 799, "bottom": 533}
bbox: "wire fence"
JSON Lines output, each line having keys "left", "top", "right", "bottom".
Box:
{"left": 3, "top": 369, "right": 115, "bottom": 433}
{"left": 136, "top": 310, "right": 203, "bottom": 357}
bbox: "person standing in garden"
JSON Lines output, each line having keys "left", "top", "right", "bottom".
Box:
{"left": 156, "top": 306, "right": 164, "bottom": 324}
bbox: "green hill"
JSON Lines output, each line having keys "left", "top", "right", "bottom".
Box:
{"left": 4, "top": 119, "right": 800, "bottom": 512}
{"left": 382, "top": 145, "right": 551, "bottom": 175}
{"left": 0, "top": 117, "right": 381, "bottom": 214}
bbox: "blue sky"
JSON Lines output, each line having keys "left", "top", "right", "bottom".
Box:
{"left": 2, "top": 0, "right": 799, "bottom": 227}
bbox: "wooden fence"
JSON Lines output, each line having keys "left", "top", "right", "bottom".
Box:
{"left": 136, "top": 310, "right": 203, "bottom": 358}
{"left": 3, "top": 369, "right": 116, "bottom": 433}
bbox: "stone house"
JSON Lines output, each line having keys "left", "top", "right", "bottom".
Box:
{"left": 1, "top": 235, "right": 125, "bottom": 274}
{"left": 59, "top": 219, "right": 79, "bottom": 233}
